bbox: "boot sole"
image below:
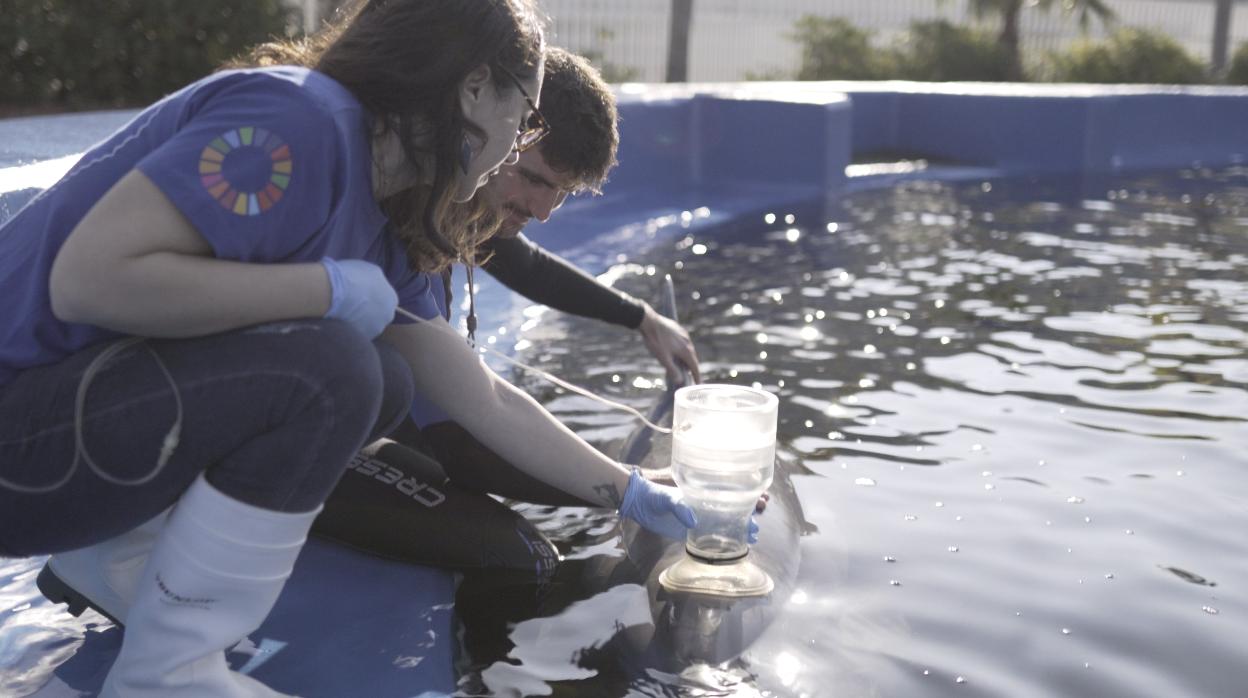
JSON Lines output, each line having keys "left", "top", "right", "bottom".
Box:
{"left": 36, "top": 564, "right": 125, "bottom": 627}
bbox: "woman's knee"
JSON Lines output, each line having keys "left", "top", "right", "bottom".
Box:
{"left": 243, "top": 319, "right": 387, "bottom": 437}
{"left": 370, "top": 341, "right": 415, "bottom": 441}
{"left": 194, "top": 320, "right": 389, "bottom": 510}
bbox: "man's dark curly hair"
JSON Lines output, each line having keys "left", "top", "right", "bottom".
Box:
{"left": 537, "top": 47, "right": 619, "bottom": 194}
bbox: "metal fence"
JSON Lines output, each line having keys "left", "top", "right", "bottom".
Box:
{"left": 545, "top": 0, "right": 1248, "bottom": 81}
{"left": 299, "top": 0, "right": 1248, "bottom": 82}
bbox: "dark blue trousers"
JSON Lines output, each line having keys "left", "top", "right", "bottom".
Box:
{"left": 0, "top": 319, "right": 413, "bottom": 557}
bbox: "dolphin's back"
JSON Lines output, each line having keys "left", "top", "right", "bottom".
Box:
{"left": 602, "top": 276, "right": 806, "bottom": 669}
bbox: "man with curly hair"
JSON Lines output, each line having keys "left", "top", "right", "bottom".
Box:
{"left": 482, "top": 46, "right": 700, "bottom": 386}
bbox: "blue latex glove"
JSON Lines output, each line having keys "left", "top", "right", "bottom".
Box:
{"left": 321, "top": 258, "right": 398, "bottom": 338}
{"left": 618, "top": 469, "right": 697, "bottom": 541}
{"left": 748, "top": 514, "right": 759, "bottom": 545}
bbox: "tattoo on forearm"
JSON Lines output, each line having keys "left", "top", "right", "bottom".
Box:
{"left": 594, "top": 482, "right": 623, "bottom": 509}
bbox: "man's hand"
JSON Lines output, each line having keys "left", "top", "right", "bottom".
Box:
{"left": 638, "top": 302, "right": 701, "bottom": 385}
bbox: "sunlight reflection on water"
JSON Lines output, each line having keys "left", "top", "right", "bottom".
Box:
{"left": 509, "top": 167, "right": 1248, "bottom": 697}
{"left": 3, "top": 168, "right": 1247, "bottom": 697}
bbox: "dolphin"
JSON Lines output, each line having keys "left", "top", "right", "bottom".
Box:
{"left": 469, "top": 275, "right": 808, "bottom": 684}
{"left": 586, "top": 274, "right": 806, "bottom": 672}
{"left": 450, "top": 275, "right": 811, "bottom": 695}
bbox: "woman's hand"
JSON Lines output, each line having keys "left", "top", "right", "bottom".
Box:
{"left": 618, "top": 468, "right": 696, "bottom": 541}
{"left": 320, "top": 258, "right": 398, "bottom": 338}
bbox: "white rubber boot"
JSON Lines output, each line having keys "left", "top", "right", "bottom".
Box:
{"left": 37, "top": 509, "right": 169, "bottom": 625}
{"left": 100, "top": 474, "right": 318, "bottom": 698}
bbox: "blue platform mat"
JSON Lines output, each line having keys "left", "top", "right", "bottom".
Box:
{"left": 18, "top": 540, "right": 456, "bottom": 697}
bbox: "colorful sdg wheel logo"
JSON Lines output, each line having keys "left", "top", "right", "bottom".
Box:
{"left": 198, "top": 127, "right": 291, "bottom": 216}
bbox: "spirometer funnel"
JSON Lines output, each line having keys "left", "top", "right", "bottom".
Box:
{"left": 660, "top": 384, "right": 777, "bottom": 597}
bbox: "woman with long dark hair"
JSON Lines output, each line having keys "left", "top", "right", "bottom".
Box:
{"left": 0, "top": 1, "right": 693, "bottom": 695}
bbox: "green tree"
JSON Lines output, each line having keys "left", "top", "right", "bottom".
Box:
{"left": 0, "top": 0, "right": 292, "bottom": 111}
{"left": 957, "top": 0, "right": 1116, "bottom": 81}
{"left": 791, "top": 16, "right": 895, "bottom": 81}
{"left": 580, "top": 26, "right": 641, "bottom": 83}
{"left": 894, "top": 20, "right": 1012, "bottom": 82}
{"left": 1049, "top": 28, "right": 1207, "bottom": 84}
{"left": 1227, "top": 41, "right": 1248, "bottom": 85}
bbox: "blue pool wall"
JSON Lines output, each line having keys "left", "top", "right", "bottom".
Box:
{"left": 3, "top": 82, "right": 1248, "bottom": 307}
{"left": 524, "top": 82, "right": 1248, "bottom": 268}
{"left": 5, "top": 83, "right": 1248, "bottom": 236}
{"left": 851, "top": 87, "right": 1248, "bottom": 175}
{"left": 606, "top": 82, "right": 1248, "bottom": 188}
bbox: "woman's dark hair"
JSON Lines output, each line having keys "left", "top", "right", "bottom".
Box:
{"left": 228, "top": 0, "right": 544, "bottom": 272}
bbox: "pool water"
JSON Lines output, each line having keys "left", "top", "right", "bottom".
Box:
{"left": 469, "top": 167, "right": 1248, "bottom": 697}
{"left": 2, "top": 166, "right": 1245, "bottom": 697}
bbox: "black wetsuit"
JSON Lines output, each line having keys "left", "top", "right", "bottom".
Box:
{"left": 478, "top": 234, "right": 645, "bottom": 329}
{"left": 312, "top": 235, "right": 646, "bottom": 579}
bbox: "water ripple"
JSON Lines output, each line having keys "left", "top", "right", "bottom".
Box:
{"left": 469, "top": 168, "right": 1248, "bottom": 697}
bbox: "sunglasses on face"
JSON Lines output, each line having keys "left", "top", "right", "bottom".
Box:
{"left": 498, "top": 66, "right": 550, "bottom": 153}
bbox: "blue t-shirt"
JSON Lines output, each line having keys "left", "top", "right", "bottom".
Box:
{"left": 0, "top": 67, "right": 438, "bottom": 389}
